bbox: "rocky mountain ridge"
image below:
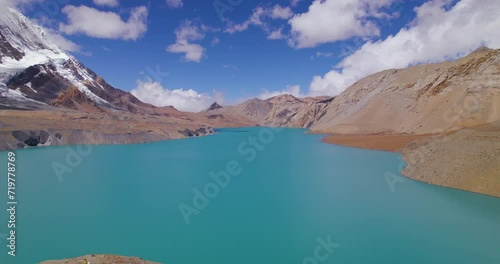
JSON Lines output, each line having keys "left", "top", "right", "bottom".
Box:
{"left": 311, "top": 47, "right": 500, "bottom": 135}
{"left": 206, "top": 95, "right": 334, "bottom": 128}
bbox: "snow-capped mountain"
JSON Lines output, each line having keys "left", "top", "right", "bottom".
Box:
{"left": 0, "top": 7, "right": 148, "bottom": 112}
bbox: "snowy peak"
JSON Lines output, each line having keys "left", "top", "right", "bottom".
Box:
{"left": 0, "top": 7, "right": 68, "bottom": 71}
{"left": 0, "top": 8, "right": 150, "bottom": 113}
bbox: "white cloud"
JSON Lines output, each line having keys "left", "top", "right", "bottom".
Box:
{"left": 288, "top": 0, "right": 394, "bottom": 48}
{"left": 93, "top": 0, "right": 119, "bottom": 7}
{"left": 59, "top": 5, "right": 148, "bottom": 40}
{"left": 44, "top": 28, "right": 82, "bottom": 52}
{"left": 258, "top": 85, "right": 304, "bottom": 99}
{"left": 166, "top": 0, "right": 183, "bottom": 9}
{"left": 315, "top": 52, "right": 334, "bottom": 58}
{"left": 167, "top": 21, "right": 206, "bottom": 62}
{"left": 167, "top": 42, "right": 204, "bottom": 62}
{"left": 308, "top": 0, "right": 500, "bottom": 96}
{"left": 271, "top": 5, "right": 293, "bottom": 19}
{"left": 131, "top": 79, "right": 221, "bottom": 112}
{"left": 267, "top": 28, "right": 285, "bottom": 40}
{"left": 225, "top": 6, "right": 267, "bottom": 34}
{"left": 225, "top": 4, "right": 294, "bottom": 34}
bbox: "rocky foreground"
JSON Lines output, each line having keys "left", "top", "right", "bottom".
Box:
{"left": 40, "top": 254, "right": 159, "bottom": 264}
{"left": 400, "top": 120, "right": 500, "bottom": 197}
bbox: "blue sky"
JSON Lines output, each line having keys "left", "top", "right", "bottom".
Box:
{"left": 16, "top": 0, "right": 500, "bottom": 111}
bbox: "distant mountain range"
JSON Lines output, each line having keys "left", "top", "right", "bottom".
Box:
{"left": 4, "top": 7, "right": 497, "bottom": 139}
{"left": 0, "top": 7, "right": 335, "bottom": 132}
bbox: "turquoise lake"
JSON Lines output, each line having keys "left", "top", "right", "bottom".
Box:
{"left": 0, "top": 127, "right": 499, "bottom": 263}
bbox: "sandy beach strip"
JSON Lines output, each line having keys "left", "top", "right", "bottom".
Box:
{"left": 322, "top": 134, "right": 431, "bottom": 152}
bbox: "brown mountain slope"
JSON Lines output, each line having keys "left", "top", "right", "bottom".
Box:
{"left": 263, "top": 96, "right": 333, "bottom": 128}
{"left": 311, "top": 48, "right": 500, "bottom": 135}
{"left": 205, "top": 98, "right": 273, "bottom": 124}
{"left": 206, "top": 95, "right": 335, "bottom": 128}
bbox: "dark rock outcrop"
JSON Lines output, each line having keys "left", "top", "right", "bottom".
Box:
{"left": 207, "top": 102, "right": 223, "bottom": 111}
{"left": 12, "top": 130, "right": 50, "bottom": 146}
{"left": 178, "top": 127, "right": 215, "bottom": 137}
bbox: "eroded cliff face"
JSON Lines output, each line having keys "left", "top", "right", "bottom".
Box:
{"left": 205, "top": 95, "right": 334, "bottom": 128}
{"left": 311, "top": 48, "right": 500, "bottom": 135}
{"left": 263, "top": 97, "right": 333, "bottom": 128}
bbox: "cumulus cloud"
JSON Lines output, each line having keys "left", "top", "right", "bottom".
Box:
{"left": 225, "top": 6, "right": 267, "bottom": 34}
{"left": 59, "top": 5, "right": 148, "bottom": 40}
{"left": 44, "top": 28, "right": 82, "bottom": 52}
{"left": 166, "top": 0, "right": 183, "bottom": 9}
{"left": 131, "top": 79, "right": 222, "bottom": 112}
{"left": 167, "top": 21, "right": 206, "bottom": 62}
{"left": 288, "top": 0, "right": 394, "bottom": 48}
{"left": 308, "top": 0, "right": 500, "bottom": 96}
{"left": 225, "top": 4, "right": 293, "bottom": 34}
{"left": 315, "top": 52, "right": 334, "bottom": 58}
{"left": 271, "top": 5, "right": 293, "bottom": 19}
{"left": 93, "top": 0, "right": 119, "bottom": 7}
{"left": 167, "top": 42, "right": 204, "bottom": 62}
{"left": 258, "top": 85, "right": 304, "bottom": 99}
{"left": 268, "top": 28, "right": 285, "bottom": 40}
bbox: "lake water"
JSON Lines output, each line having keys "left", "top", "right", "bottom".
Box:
{"left": 1, "top": 127, "right": 499, "bottom": 264}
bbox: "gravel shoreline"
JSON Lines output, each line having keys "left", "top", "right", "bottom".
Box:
{"left": 323, "top": 122, "right": 500, "bottom": 198}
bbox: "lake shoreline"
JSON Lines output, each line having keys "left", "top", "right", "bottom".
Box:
{"left": 321, "top": 126, "right": 500, "bottom": 198}
{"left": 322, "top": 133, "right": 432, "bottom": 152}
